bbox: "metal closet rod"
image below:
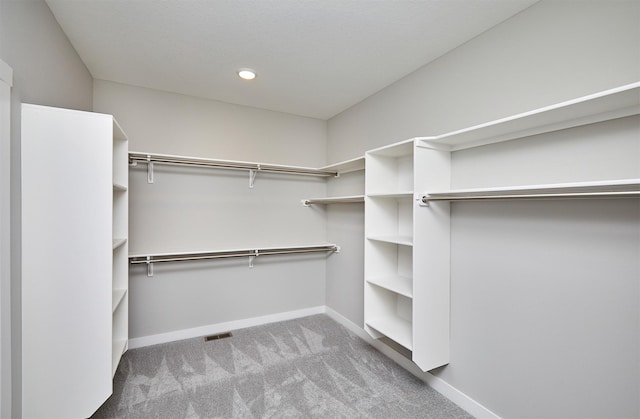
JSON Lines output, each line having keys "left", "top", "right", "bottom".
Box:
{"left": 421, "top": 190, "right": 640, "bottom": 203}
{"left": 129, "top": 244, "right": 340, "bottom": 276}
{"left": 129, "top": 152, "right": 338, "bottom": 177}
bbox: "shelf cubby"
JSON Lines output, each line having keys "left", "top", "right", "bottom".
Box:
{"left": 365, "top": 285, "right": 413, "bottom": 350}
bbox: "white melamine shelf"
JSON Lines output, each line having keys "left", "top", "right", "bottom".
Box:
{"left": 366, "top": 317, "right": 413, "bottom": 350}
{"left": 302, "top": 195, "right": 364, "bottom": 205}
{"left": 320, "top": 156, "right": 365, "bottom": 174}
{"left": 113, "top": 238, "right": 127, "bottom": 250}
{"left": 113, "top": 183, "right": 127, "bottom": 192}
{"left": 419, "top": 82, "right": 640, "bottom": 151}
{"left": 112, "top": 339, "right": 127, "bottom": 375}
{"left": 367, "top": 236, "right": 413, "bottom": 246}
{"left": 368, "top": 138, "right": 415, "bottom": 157}
{"left": 367, "top": 275, "right": 413, "bottom": 298}
{"left": 368, "top": 192, "right": 413, "bottom": 199}
{"left": 422, "top": 178, "right": 640, "bottom": 202}
{"left": 112, "top": 289, "right": 126, "bottom": 312}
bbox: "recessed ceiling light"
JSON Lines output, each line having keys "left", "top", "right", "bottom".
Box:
{"left": 238, "top": 68, "right": 256, "bottom": 80}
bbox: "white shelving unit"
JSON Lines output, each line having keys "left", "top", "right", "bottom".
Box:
{"left": 21, "top": 104, "right": 129, "bottom": 418}
{"left": 364, "top": 138, "right": 451, "bottom": 372}
{"left": 112, "top": 118, "right": 129, "bottom": 376}
{"left": 363, "top": 82, "right": 639, "bottom": 373}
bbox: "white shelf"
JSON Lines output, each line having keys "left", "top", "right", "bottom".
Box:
{"left": 320, "top": 156, "right": 365, "bottom": 174}
{"left": 366, "top": 317, "right": 413, "bottom": 351}
{"left": 112, "top": 238, "right": 127, "bottom": 250}
{"left": 419, "top": 82, "right": 640, "bottom": 151}
{"left": 367, "top": 192, "right": 413, "bottom": 198}
{"left": 367, "top": 138, "right": 415, "bottom": 157}
{"left": 302, "top": 195, "right": 364, "bottom": 205}
{"left": 367, "top": 235, "right": 413, "bottom": 246}
{"left": 112, "top": 289, "right": 127, "bottom": 312}
{"left": 367, "top": 275, "right": 413, "bottom": 298}
{"left": 425, "top": 179, "right": 640, "bottom": 201}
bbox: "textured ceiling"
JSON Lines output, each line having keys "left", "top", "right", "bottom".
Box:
{"left": 46, "top": 0, "right": 538, "bottom": 119}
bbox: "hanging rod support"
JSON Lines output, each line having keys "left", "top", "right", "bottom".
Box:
{"left": 147, "top": 155, "right": 154, "bottom": 184}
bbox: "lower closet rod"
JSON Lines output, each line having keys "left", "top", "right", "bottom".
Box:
{"left": 130, "top": 244, "right": 340, "bottom": 276}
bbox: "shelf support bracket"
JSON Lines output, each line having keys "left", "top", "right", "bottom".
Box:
{"left": 146, "top": 256, "right": 154, "bottom": 277}
{"left": 147, "top": 155, "right": 154, "bottom": 184}
{"left": 249, "top": 165, "right": 260, "bottom": 188}
{"left": 249, "top": 249, "right": 259, "bottom": 268}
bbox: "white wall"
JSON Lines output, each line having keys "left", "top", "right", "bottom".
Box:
{"left": 93, "top": 80, "right": 330, "bottom": 339}
{"left": 0, "top": 1, "right": 93, "bottom": 417}
{"left": 326, "top": 1, "right": 640, "bottom": 418}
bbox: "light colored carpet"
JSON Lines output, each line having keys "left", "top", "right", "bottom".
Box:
{"left": 92, "top": 314, "right": 473, "bottom": 418}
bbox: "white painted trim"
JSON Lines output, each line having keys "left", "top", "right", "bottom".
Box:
{"left": 128, "top": 306, "right": 326, "bottom": 349}
{"left": 0, "top": 60, "right": 13, "bottom": 87}
{"left": 325, "top": 307, "right": 501, "bottom": 419}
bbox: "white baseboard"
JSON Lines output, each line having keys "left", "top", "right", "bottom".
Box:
{"left": 128, "top": 305, "right": 499, "bottom": 419}
{"left": 128, "top": 306, "right": 325, "bottom": 349}
{"left": 324, "top": 307, "right": 501, "bottom": 419}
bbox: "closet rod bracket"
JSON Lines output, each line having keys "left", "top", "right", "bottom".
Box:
{"left": 147, "top": 155, "right": 154, "bottom": 184}
{"left": 146, "top": 256, "right": 153, "bottom": 277}
{"left": 249, "top": 165, "right": 260, "bottom": 188}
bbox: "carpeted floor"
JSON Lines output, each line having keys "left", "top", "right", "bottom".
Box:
{"left": 92, "top": 314, "right": 473, "bottom": 418}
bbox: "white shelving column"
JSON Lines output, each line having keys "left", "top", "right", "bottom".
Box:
{"left": 364, "top": 139, "right": 451, "bottom": 371}
{"left": 112, "top": 119, "right": 129, "bottom": 375}
{"left": 21, "top": 104, "right": 128, "bottom": 418}
{"left": 365, "top": 140, "right": 416, "bottom": 352}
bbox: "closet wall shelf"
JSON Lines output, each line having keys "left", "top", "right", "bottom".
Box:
{"left": 113, "top": 238, "right": 127, "bottom": 250}
{"left": 129, "top": 151, "right": 339, "bottom": 186}
{"left": 130, "top": 243, "right": 340, "bottom": 276}
{"left": 418, "top": 82, "right": 640, "bottom": 151}
{"left": 420, "top": 179, "right": 640, "bottom": 205}
{"left": 113, "top": 183, "right": 127, "bottom": 192}
{"left": 320, "top": 156, "right": 365, "bottom": 174}
{"left": 302, "top": 195, "right": 364, "bottom": 206}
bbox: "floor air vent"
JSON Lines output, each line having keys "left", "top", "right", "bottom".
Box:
{"left": 204, "top": 332, "right": 233, "bottom": 342}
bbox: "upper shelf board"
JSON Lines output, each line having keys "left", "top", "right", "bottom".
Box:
{"left": 417, "top": 82, "right": 640, "bottom": 151}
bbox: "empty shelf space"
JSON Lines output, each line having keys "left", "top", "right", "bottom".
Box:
{"left": 367, "top": 235, "right": 413, "bottom": 246}
{"left": 112, "top": 289, "right": 127, "bottom": 312}
{"left": 302, "top": 195, "right": 364, "bottom": 205}
{"left": 367, "top": 275, "right": 413, "bottom": 298}
{"left": 366, "top": 316, "right": 413, "bottom": 351}
{"left": 113, "top": 238, "right": 127, "bottom": 250}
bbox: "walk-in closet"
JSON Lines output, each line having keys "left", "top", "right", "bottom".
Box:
{"left": 2, "top": 1, "right": 639, "bottom": 418}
